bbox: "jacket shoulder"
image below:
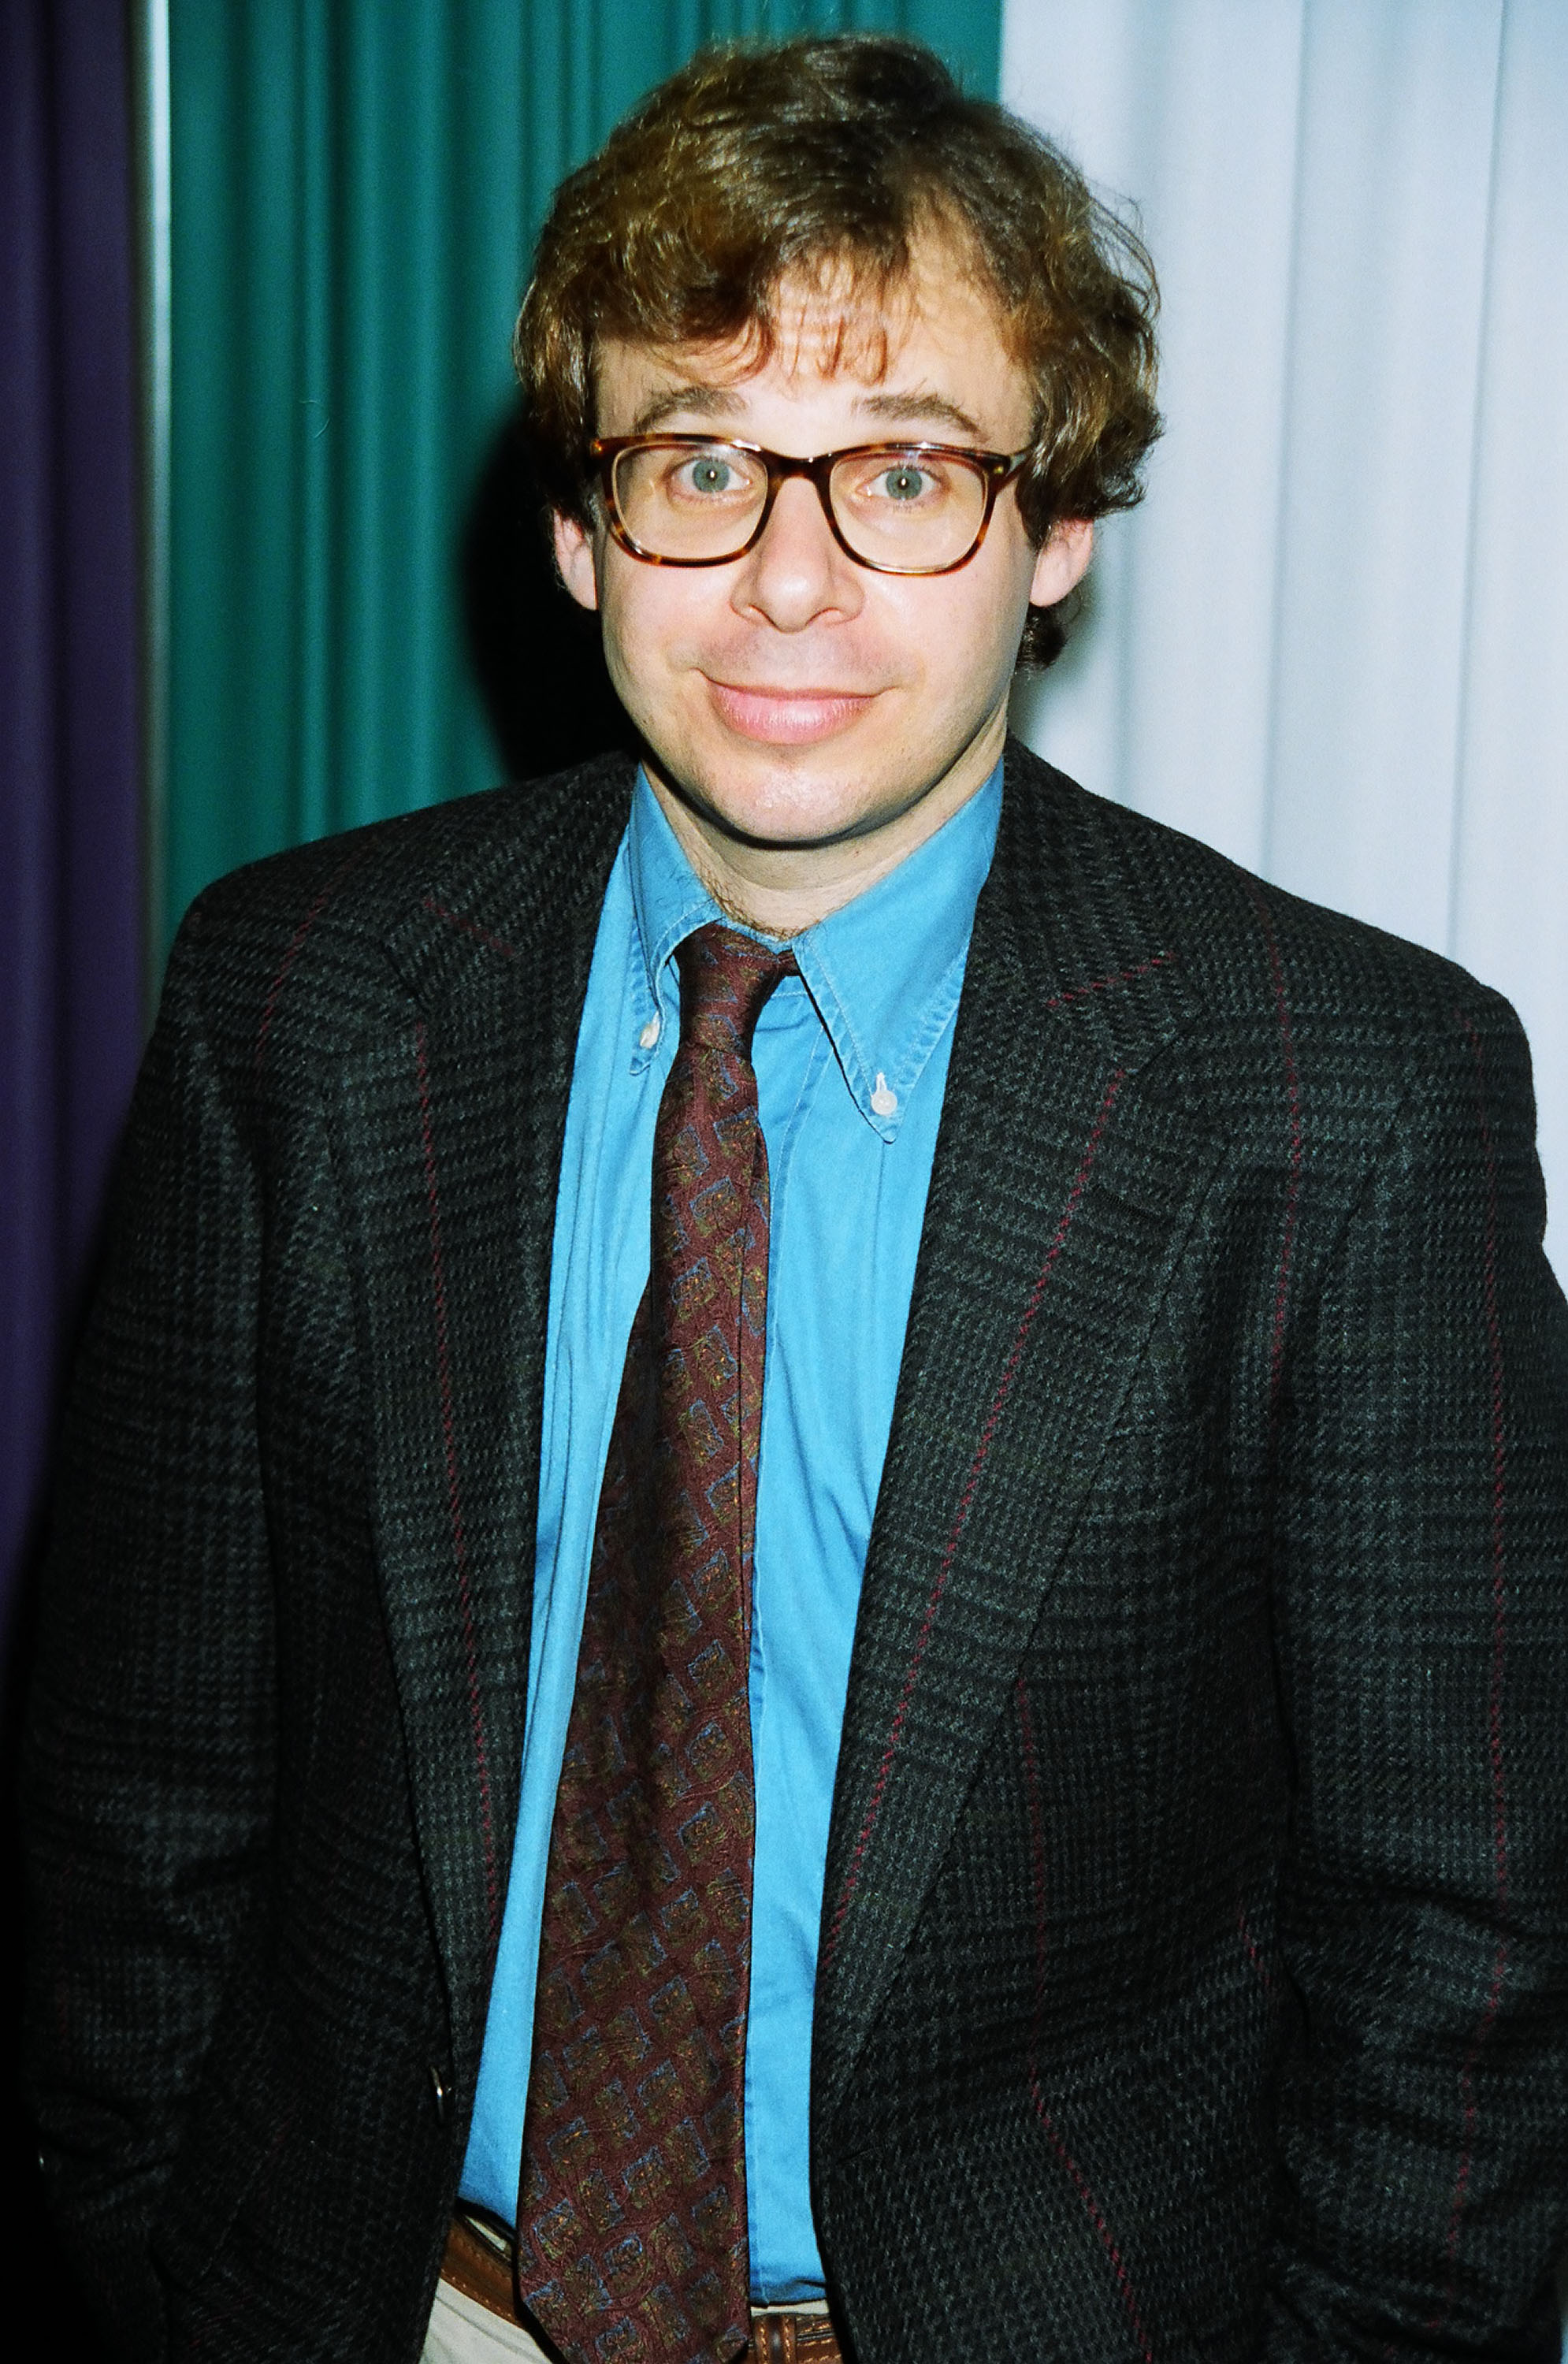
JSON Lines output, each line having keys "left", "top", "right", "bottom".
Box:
{"left": 162, "top": 753, "right": 636, "bottom": 1065}
{"left": 1003, "top": 737, "right": 1520, "bottom": 1058}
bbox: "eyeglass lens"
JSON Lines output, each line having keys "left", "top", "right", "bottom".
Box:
{"left": 610, "top": 440, "right": 993, "bottom": 570}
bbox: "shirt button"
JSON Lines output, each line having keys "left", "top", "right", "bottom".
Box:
{"left": 638, "top": 1015, "right": 661, "bottom": 1050}
{"left": 870, "top": 1072, "right": 898, "bottom": 1117}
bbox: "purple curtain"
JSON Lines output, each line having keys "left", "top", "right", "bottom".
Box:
{"left": 0, "top": 0, "right": 143, "bottom": 1641}
{"left": 3, "top": 7, "right": 140, "bottom": 2339}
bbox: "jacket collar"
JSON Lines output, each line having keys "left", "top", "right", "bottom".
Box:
{"left": 381, "top": 754, "right": 636, "bottom": 1012}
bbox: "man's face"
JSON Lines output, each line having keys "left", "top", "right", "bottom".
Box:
{"left": 553, "top": 237, "right": 1091, "bottom": 881}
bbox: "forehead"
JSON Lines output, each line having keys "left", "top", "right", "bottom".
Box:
{"left": 594, "top": 236, "right": 1031, "bottom": 437}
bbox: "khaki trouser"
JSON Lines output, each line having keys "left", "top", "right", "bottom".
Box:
{"left": 421, "top": 2277, "right": 552, "bottom": 2362}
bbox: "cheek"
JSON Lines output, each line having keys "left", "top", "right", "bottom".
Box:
{"left": 600, "top": 563, "right": 728, "bottom": 675}
{"left": 882, "top": 558, "right": 1031, "bottom": 688}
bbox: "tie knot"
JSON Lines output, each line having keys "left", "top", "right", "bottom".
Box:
{"left": 676, "top": 923, "right": 797, "bottom": 1055}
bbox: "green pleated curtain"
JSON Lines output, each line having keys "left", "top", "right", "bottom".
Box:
{"left": 163, "top": 0, "right": 1001, "bottom": 954}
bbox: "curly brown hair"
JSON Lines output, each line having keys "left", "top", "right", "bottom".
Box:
{"left": 515, "top": 35, "right": 1160, "bottom": 668}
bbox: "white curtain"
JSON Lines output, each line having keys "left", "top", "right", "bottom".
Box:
{"left": 1003, "top": 0, "right": 1568, "bottom": 1285}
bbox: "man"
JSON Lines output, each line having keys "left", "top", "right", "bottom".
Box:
{"left": 23, "top": 35, "right": 1568, "bottom": 2364}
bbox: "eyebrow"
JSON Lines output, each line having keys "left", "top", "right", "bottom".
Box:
{"left": 629, "top": 382, "right": 749, "bottom": 434}
{"left": 852, "top": 389, "right": 987, "bottom": 439}
{"left": 625, "top": 381, "right": 990, "bottom": 443}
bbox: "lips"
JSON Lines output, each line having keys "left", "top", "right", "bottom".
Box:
{"left": 704, "top": 678, "right": 879, "bottom": 746}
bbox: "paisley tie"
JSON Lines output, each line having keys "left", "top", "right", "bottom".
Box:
{"left": 517, "top": 923, "right": 797, "bottom": 2364}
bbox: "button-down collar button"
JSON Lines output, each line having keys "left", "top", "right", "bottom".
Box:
{"left": 638, "top": 1015, "right": 661, "bottom": 1050}
{"left": 870, "top": 1072, "right": 898, "bottom": 1117}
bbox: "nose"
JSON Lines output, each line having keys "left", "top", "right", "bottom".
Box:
{"left": 730, "top": 474, "right": 864, "bottom": 632}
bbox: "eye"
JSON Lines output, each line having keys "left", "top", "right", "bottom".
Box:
{"left": 872, "top": 461, "right": 934, "bottom": 502}
{"left": 680, "top": 452, "right": 738, "bottom": 496}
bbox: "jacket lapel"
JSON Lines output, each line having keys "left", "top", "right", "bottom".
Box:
{"left": 813, "top": 746, "right": 1228, "bottom": 2124}
{"left": 325, "top": 760, "right": 634, "bottom": 2066}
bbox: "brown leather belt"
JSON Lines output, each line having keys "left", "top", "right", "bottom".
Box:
{"left": 749, "top": 2314, "right": 841, "bottom": 2364}
{"left": 442, "top": 2214, "right": 843, "bottom": 2362}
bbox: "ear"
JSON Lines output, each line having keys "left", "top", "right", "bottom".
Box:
{"left": 552, "top": 510, "right": 600, "bottom": 613}
{"left": 1028, "top": 516, "right": 1094, "bottom": 608}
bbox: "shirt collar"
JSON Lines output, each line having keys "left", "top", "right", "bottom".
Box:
{"left": 626, "top": 760, "right": 1001, "bottom": 1142}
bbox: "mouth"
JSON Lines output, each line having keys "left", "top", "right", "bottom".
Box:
{"left": 704, "top": 678, "right": 880, "bottom": 746}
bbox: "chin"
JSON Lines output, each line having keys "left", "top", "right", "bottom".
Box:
{"left": 689, "top": 765, "right": 886, "bottom": 852}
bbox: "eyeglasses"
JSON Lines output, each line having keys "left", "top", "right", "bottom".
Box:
{"left": 590, "top": 435, "right": 1030, "bottom": 575}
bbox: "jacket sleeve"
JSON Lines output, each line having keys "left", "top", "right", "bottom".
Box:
{"left": 1262, "top": 989, "right": 1568, "bottom": 2359}
{"left": 21, "top": 906, "right": 277, "bottom": 2359}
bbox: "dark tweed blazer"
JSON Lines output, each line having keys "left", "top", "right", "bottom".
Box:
{"left": 23, "top": 742, "right": 1568, "bottom": 2362}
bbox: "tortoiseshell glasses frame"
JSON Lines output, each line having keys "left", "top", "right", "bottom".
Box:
{"left": 589, "top": 435, "right": 1031, "bottom": 576}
